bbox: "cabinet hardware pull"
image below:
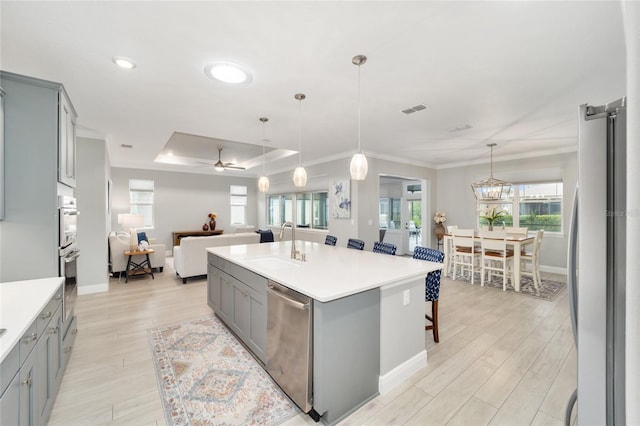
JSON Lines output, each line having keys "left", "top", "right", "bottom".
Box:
{"left": 55, "top": 295, "right": 63, "bottom": 302}
{"left": 42, "top": 311, "right": 52, "bottom": 319}
{"left": 64, "top": 346, "right": 72, "bottom": 353}
{"left": 50, "top": 326, "right": 59, "bottom": 334}
{"left": 22, "top": 378, "right": 32, "bottom": 386}
{"left": 71, "top": 328, "right": 78, "bottom": 335}
{"left": 22, "top": 332, "right": 37, "bottom": 344}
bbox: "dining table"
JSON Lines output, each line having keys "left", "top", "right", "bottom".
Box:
{"left": 442, "top": 232, "right": 535, "bottom": 291}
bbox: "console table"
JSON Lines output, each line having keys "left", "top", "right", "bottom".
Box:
{"left": 172, "top": 229, "right": 224, "bottom": 246}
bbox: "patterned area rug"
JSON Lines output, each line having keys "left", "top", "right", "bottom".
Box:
{"left": 149, "top": 316, "right": 299, "bottom": 425}
{"left": 451, "top": 271, "right": 566, "bottom": 301}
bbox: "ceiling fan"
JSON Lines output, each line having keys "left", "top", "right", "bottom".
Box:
{"left": 199, "top": 147, "right": 246, "bottom": 171}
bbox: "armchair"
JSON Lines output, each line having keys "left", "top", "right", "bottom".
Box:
{"left": 108, "top": 232, "right": 166, "bottom": 276}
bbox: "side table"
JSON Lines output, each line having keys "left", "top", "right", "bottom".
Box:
{"left": 124, "top": 249, "right": 155, "bottom": 283}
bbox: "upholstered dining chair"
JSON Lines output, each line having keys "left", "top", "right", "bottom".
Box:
{"left": 324, "top": 235, "right": 338, "bottom": 246}
{"left": 347, "top": 238, "right": 365, "bottom": 250}
{"left": 372, "top": 241, "right": 397, "bottom": 255}
{"left": 413, "top": 246, "right": 445, "bottom": 343}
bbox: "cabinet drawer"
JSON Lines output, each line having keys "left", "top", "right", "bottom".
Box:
{"left": 19, "top": 321, "right": 38, "bottom": 365}
{"left": 37, "top": 289, "right": 63, "bottom": 336}
{"left": 217, "top": 258, "right": 267, "bottom": 295}
{"left": 0, "top": 344, "right": 19, "bottom": 398}
{"left": 61, "top": 315, "right": 78, "bottom": 368}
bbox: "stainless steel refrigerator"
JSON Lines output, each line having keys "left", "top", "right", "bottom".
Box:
{"left": 568, "top": 97, "right": 626, "bottom": 425}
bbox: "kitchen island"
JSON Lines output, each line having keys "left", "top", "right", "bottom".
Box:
{"left": 207, "top": 241, "right": 442, "bottom": 425}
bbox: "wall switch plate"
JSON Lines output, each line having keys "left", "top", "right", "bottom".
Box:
{"left": 403, "top": 289, "right": 410, "bottom": 306}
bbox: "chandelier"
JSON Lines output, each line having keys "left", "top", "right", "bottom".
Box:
{"left": 471, "top": 143, "right": 512, "bottom": 201}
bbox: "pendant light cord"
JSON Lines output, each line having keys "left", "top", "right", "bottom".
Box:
{"left": 298, "top": 99, "right": 302, "bottom": 166}
{"left": 358, "top": 63, "right": 362, "bottom": 154}
{"left": 262, "top": 120, "right": 266, "bottom": 175}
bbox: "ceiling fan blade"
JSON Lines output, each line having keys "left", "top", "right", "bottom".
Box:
{"left": 223, "top": 164, "right": 246, "bottom": 170}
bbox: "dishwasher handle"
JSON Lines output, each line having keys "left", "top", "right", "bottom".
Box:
{"left": 267, "top": 285, "right": 310, "bottom": 310}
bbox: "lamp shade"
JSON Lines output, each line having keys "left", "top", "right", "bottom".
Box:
{"left": 258, "top": 175, "right": 270, "bottom": 192}
{"left": 293, "top": 166, "right": 307, "bottom": 187}
{"left": 350, "top": 153, "right": 368, "bottom": 180}
{"left": 120, "top": 213, "right": 144, "bottom": 230}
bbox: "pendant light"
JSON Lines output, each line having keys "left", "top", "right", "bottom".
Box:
{"left": 350, "top": 54, "right": 368, "bottom": 180}
{"left": 471, "top": 143, "right": 513, "bottom": 200}
{"left": 293, "top": 93, "right": 307, "bottom": 187}
{"left": 257, "top": 117, "right": 270, "bottom": 193}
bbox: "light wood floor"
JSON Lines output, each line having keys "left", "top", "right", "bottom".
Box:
{"left": 49, "top": 262, "right": 575, "bottom": 426}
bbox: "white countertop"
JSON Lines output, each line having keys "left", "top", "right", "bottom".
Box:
{"left": 0, "top": 277, "right": 64, "bottom": 363}
{"left": 207, "top": 241, "right": 442, "bottom": 302}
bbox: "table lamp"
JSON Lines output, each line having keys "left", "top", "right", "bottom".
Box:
{"left": 119, "top": 214, "right": 145, "bottom": 250}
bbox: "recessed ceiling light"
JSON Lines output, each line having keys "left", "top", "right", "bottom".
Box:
{"left": 204, "top": 61, "right": 252, "bottom": 85}
{"left": 112, "top": 56, "right": 136, "bottom": 69}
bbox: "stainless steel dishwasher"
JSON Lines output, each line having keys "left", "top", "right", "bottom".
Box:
{"left": 266, "top": 280, "right": 314, "bottom": 414}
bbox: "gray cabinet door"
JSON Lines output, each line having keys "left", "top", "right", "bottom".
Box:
{"left": 51, "top": 307, "right": 63, "bottom": 392}
{"left": 207, "top": 264, "right": 220, "bottom": 312}
{"left": 58, "top": 90, "right": 76, "bottom": 188}
{"left": 245, "top": 283, "right": 267, "bottom": 362}
{"left": 218, "top": 271, "right": 234, "bottom": 324}
{"left": 19, "top": 348, "right": 36, "bottom": 426}
{"left": 0, "top": 372, "right": 20, "bottom": 426}
{"left": 232, "top": 279, "right": 250, "bottom": 340}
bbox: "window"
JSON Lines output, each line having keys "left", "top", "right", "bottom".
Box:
{"left": 129, "top": 179, "right": 154, "bottom": 228}
{"left": 477, "top": 181, "right": 563, "bottom": 233}
{"left": 230, "top": 185, "right": 247, "bottom": 225}
{"left": 379, "top": 197, "right": 401, "bottom": 229}
{"left": 267, "top": 191, "right": 328, "bottom": 230}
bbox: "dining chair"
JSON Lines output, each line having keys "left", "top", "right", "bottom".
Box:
{"left": 505, "top": 226, "right": 528, "bottom": 235}
{"left": 520, "top": 229, "right": 543, "bottom": 290}
{"left": 479, "top": 230, "right": 514, "bottom": 291}
{"left": 452, "top": 229, "right": 480, "bottom": 284}
{"left": 412, "top": 246, "right": 445, "bottom": 342}
{"left": 324, "top": 235, "right": 338, "bottom": 246}
{"left": 372, "top": 241, "right": 396, "bottom": 255}
{"left": 347, "top": 238, "right": 365, "bottom": 250}
{"left": 446, "top": 225, "right": 458, "bottom": 234}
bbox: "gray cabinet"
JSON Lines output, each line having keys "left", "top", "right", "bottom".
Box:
{"left": 207, "top": 253, "right": 267, "bottom": 363}
{"left": 0, "top": 71, "right": 78, "bottom": 282}
{"left": 0, "top": 284, "right": 68, "bottom": 426}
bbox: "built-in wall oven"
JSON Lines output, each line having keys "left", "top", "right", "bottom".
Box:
{"left": 58, "top": 195, "right": 79, "bottom": 324}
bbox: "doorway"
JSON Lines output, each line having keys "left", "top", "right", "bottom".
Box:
{"left": 379, "top": 175, "right": 429, "bottom": 256}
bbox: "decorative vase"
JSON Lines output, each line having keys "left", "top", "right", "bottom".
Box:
{"left": 488, "top": 222, "right": 493, "bottom": 231}
{"left": 434, "top": 223, "right": 445, "bottom": 241}
{"left": 202, "top": 223, "right": 209, "bottom": 231}
{"left": 210, "top": 220, "right": 216, "bottom": 230}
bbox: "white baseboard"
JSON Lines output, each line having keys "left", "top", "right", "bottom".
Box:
{"left": 78, "top": 283, "right": 108, "bottom": 295}
{"left": 540, "top": 265, "right": 567, "bottom": 275}
{"left": 378, "top": 350, "right": 427, "bottom": 395}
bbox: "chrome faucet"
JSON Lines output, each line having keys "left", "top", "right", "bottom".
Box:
{"left": 279, "top": 221, "right": 300, "bottom": 260}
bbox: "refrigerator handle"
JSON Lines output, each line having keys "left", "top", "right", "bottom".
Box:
{"left": 567, "top": 186, "right": 578, "bottom": 347}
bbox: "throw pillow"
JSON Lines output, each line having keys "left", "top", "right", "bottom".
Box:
{"left": 137, "top": 231, "right": 148, "bottom": 243}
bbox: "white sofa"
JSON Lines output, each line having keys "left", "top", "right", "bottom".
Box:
{"left": 108, "top": 232, "right": 166, "bottom": 276}
{"left": 173, "top": 232, "right": 261, "bottom": 283}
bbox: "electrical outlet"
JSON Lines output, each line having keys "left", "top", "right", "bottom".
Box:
{"left": 403, "top": 289, "right": 410, "bottom": 306}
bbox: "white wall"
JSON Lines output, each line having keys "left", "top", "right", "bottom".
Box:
{"left": 436, "top": 152, "right": 577, "bottom": 270}
{"left": 110, "top": 168, "right": 258, "bottom": 250}
{"left": 76, "top": 137, "right": 109, "bottom": 294}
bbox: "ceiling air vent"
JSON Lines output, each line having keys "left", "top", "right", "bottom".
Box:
{"left": 401, "top": 104, "right": 429, "bottom": 115}
{"left": 448, "top": 124, "right": 472, "bottom": 132}
{"left": 121, "top": 144, "right": 133, "bottom": 149}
